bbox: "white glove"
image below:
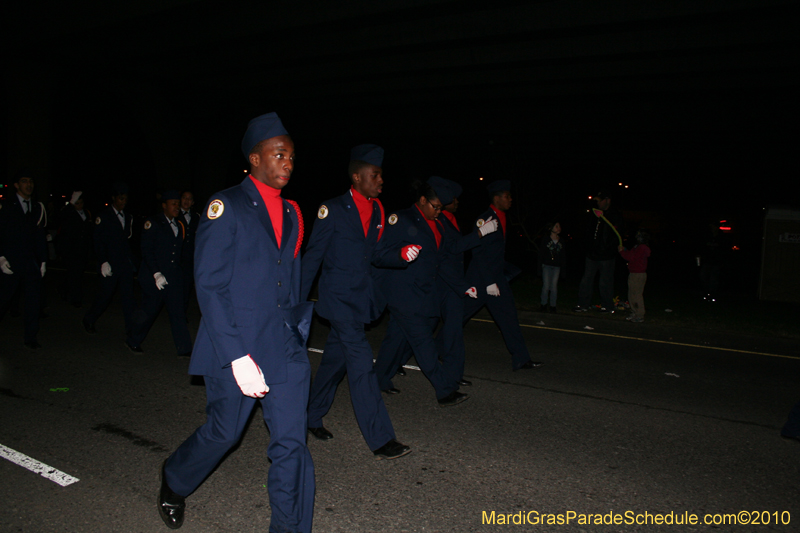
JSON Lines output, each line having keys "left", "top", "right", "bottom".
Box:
{"left": 231, "top": 355, "right": 269, "bottom": 398}
{"left": 101, "top": 262, "right": 113, "bottom": 277}
{"left": 0, "top": 257, "right": 12, "bottom": 275}
{"left": 154, "top": 272, "right": 168, "bottom": 290}
{"left": 487, "top": 283, "right": 500, "bottom": 297}
{"left": 40, "top": 263, "right": 46, "bottom": 277}
{"left": 401, "top": 245, "right": 422, "bottom": 262}
{"left": 465, "top": 287, "right": 478, "bottom": 299}
{"left": 478, "top": 216, "right": 498, "bottom": 237}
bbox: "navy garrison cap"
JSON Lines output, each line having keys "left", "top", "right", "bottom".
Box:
{"left": 350, "top": 144, "right": 384, "bottom": 167}
{"left": 427, "top": 176, "right": 455, "bottom": 206}
{"left": 445, "top": 178, "right": 463, "bottom": 199}
{"left": 487, "top": 180, "right": 511, "bottom": 194}
{"left": 162, "top": 190, "right": 181, "bottom": 201}
{"left": 111, "top": 182, "right": 129, "bottom": 195}
{"left": 241, "top": 112, "right": 288, "bottom": 158}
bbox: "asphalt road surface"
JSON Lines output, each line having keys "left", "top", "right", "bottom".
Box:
{"left": 1, "top": 281, "right": 799, "bottom": 532}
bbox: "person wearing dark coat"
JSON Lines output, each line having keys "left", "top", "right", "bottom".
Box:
{"left": 125, "top": 190, "right": 193, "bottom": 356}
{"left": 158, "top": 112, "right": 315, "bottom": 533}
{"left": 179, "top": 190, "right": 199, "bottom": 315}
{"left": 573, "top": 191, "right": 622, "bottom": 313}
{"left": 57, "top": 191, "right": 93, "bottom": 308}
{"left": 82, "top": 183, "right": 136, "bottom": 336}
{"left": 0, "top": 173, "right": 48, "bottom": 349}
{"left": 462, "top": 180, "right": 542, "bottom": 370}
{"left": 373, "top": 180, "right": 477, "bottom": 406}
{"left": 392, "top": 176, "right": 499, "bottom": 386}
{"left": 301, "top": 144, "right": 411, "bottom": 460}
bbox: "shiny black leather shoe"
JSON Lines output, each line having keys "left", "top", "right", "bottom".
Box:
{"left": 24, "top": 341, "right": 41, "bottom": 350}
{"left": 381, "top": 387, "right": 401, "bottom": 395}
{"left": 308, "top": 426, "right": 333, "bottom": 440}
{"left": 514, "top": 360, "right": 544, "bottom": 370}
{"left": 158, "top": 461, "right": 185, "bottom": 529}
{"left": 373, "top": 439, "right": 411, "bottom": 460}
{"left": 457, "top": 379, "right": 472, "bottom": 387}
{"left": 395, "top": 366, "right": 407, "bottom": 376}
{"left": 438, "top": 391, "right": 469, "bottom": 407}
{"left": 82, "top": 318, "right": 96, "bottom": 334}
{"left": 125, "top": 341, "right": 143, "bottom": 354}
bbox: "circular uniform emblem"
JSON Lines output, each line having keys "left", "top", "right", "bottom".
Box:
{"left": 388, "top": 214, "right": 398, "bottom": 226}
{"left": 95, "top": 217, "right": 102, "bottom": 225}
{"left": 476, "top": 218, "right": 485, "bottom": 228}
{"left": 317, "top": 205, "right": 329, "bottom": 219}
{"left": 144, "top": 221, "right": 152, "bottom": 230}
{"left": 207, "top": 199, "right": 225, "bottom": 220}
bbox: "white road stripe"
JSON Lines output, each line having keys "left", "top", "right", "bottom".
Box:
{"left": 309, "top": 347, "right": 421, "bottom": 372}
{"left": 0, "top": 444, "right": 79, "bottom": 487}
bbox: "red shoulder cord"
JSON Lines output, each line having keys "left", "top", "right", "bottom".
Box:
{"left": 286, "top": 199, "right": 303, "bottom": 258}
{"left": 375, "top": 198, "right": 385, "bottom": 242}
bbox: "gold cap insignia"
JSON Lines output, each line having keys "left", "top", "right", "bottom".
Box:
{"left": 95, "top": 217, "right": 101, "bottom": 225}
{"left": 476, "top": 218, "right": 485, "bottom": 228}
{"left": 207, "top": 199, "right": 224, "bottom": 220}
{"left": 317, "top": 205, "right": 329, "bottom": 219}
{"left": 144, "top": 221, "right": 152, "bottom": 230}
{"left": 388, "top": 214, "right": 398, "bottom": 226}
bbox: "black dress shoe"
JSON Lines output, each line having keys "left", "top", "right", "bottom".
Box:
{"left": 158, "top": 461, "right": 185, "bottom": 529}
{"left": 82, "top": 318, "right": 96, "bottom": 334}
{"left": 395, "top": 366, "right": 407, "bottom": 376}
{"left": 308, "top": 426, "right": 333, "bottom": 440}
{"left": 438, "top": 391, "right": 469, "bottom": 407}
{"left": 457, "top": 379, "right": 472, "bottom": 386}
{"left": 381, "top": 387, "right": 401, "bottom": 395}
{"left": 125, "top": 341, "right": 143, "bottom": 354}
{"left": 177, "top": 351, "right": 192, "bottom": 358}
{"left": 373, "top": 439, "right": 411, "bottom": 460}
{"left": 514, "top": 360, "right": 544, "bottom": 370}
{"left": 24, "top": 341, "right": 41, "bottom": 350}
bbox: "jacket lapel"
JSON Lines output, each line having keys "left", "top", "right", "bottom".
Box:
{"left": 280, "top": 200, "right": 294, "bottom": 254}
{"left": 243, "top": 178, "right": 279, "bottom": 249}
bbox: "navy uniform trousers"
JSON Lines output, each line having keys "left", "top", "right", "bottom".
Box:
{"left": 127, "top": 276, "right": 191, "bottom": 353}
{"left": 307, "top": 319, "right": 394, "bottom": 450}
{"left": 165, "top": 326, "right": 314, "bottom": 533}
{"left": 461, "top": 281, "right": 531, "bottom": 369}
{"left": 0, "top": 267, "right": 42, "bottom": 344}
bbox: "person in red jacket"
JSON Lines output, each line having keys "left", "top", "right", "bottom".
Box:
{"left": 618, "top": 230, "right": 651, "bottom": 323}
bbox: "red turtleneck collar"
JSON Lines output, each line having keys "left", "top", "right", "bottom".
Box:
{"left": 250, "top": 175, "right": 283, "bottom": 247}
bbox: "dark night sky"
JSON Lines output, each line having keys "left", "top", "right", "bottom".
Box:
{"left": 4, "top": 0, "right": 799, "bottom": 275}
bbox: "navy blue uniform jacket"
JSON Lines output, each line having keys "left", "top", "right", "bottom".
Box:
{"left": 139, "top": 214, "right": 187, "bottom": 286}
{"left": 188, "top": 177, "right": 312, "bottom": 385}
{"left": 375, "top": 206, "right": 458, "bottom": 318}
{"left": 437, "top": 214, "right": 480, "bottom": 296}
{"left": 467, "top": 207, "right": 508, "bottom": 288}
{"left": 0, "top": 197, "right": 47, "bottom": 272}
{"left": 301, "top": 191, "right": 404, "bottom": 324}
{"left": 93, "top": 206, "right": 135, "bottom": 273}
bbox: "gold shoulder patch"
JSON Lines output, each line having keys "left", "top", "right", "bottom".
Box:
{"left": 95, "top": 217, "right": 102, "bottom": 225}
{"left": 388, "top": 214, "right": 398, "bottom": 226}
{"left": 144, "top": 221, "right": 152, "bottom": 230}
{"left": 207, "top": 199, "right": 225, "bottom": 220}
{"left": 317, "top": 205, "right": 329, "bottom": 219}
{"left": 476, "top": 218, "right": 485, "bottom": 228}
